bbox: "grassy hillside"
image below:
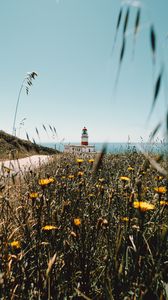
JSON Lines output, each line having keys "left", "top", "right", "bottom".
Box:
{"left": 0, "top": 130, "right": 58, "bottom": 160}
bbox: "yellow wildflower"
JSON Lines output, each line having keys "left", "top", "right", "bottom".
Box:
{"left": 10, "top": 241, "right": 21, "bottom": 249}
{"left": 39, "top": 178, "right": 55, "bottom": 186}
{"left": 154, "top": 187, "right": 167, "bottom": 194}
{"left": 78, "top": 171, "right": 84, "bottom": 177}
{"left": 29, "top": 192, "right": 39, "bottom": 199}
{"left": 42, "top": 225, "right": 58, "bottom": 231}
{"left": 121, "top": 217, "right": 129, "bottom": 222}
{"left": 119, "top": 176, "right": 130, "bottom": 182}
{"left": 88, "top": 158, "right": 94, "bottom": 163}
{"left": 73, "top": 218, "right": 81, "bottom": 226}
{"left": 133, "top": 201, "right": 155, "bottom": 212}
{"left": 127, "top": 167, "right": 134, "bottom": 171}
{"left": 68, "top": 174, "right": 74, "bottom": 179}
{"left": 160, "top": 201, "right": 168, "bottom": 206}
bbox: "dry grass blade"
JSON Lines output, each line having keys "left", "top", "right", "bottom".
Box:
{"left": 123, "top": 7, "right": 130, "bottom": 36}
{"left": 140, "top": 148, "right": 167, "bottom": 176}
{"left": 112, "top": 7, "right": 123, "bottom": 55}
{"left": 74, "top": 288, "right": 92, "bottom": 300}
{"left": 149, "top": 122, "right": 162, "bottom": 142}
{"left": 92, "top": 144, "right": 107, "bottom": 175}
{"left": 26, "top": 132, "right": 30, "bottom": 142}
{"left": 148, "top": 69, "right": 163, "bottom": 119}
{"left": 35, "top": 127, "right": 40, "bottom": 140}
{"left": 116, "top": 7, "right": 122, "bottom": 31}
{"left": 134, "top": 8, "right": 141, "bottom": 36}
{"left": 120, "top": 36, "right": 126, "bottom": 64}
{"left": 150, "top": 25, "right": 156, "bottom": 63}
{"left": 46, "top": 253, "right": 57, "bottom": 278}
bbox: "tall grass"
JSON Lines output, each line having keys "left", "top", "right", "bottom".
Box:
{"left": 0, "top": 150, "right": 167, "bottom": 299}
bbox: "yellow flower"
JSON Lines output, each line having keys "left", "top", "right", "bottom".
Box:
{"left": 29, "top": 192, "right": 39, "bottom": 199}
{"left": 121, "top": 217, "right": 129, "bottom": 222}
{"left": 155, "top": 176, "right": 163, "bottom": 181}
{"left": 127, "top": 167, "right": 134, "bottom": 171}
{"left": 76, "top": 158, "right": 84, "bottom": 164}
{"left": 42, "top": 225, "right": 58, "bottom": 231}
{"left": 119, "top": 176, "right": 130, "bottom": 182}
{"left": 73, "top": 218, "right": 81, "bottom": 226}
{"left": 39, "top": 178, "right": 55, "bottom": 186}
{"left": 68, "top": 174, "right": 74, "bottom": 179}
{"left": 78, "top": 171, "right": 84, "bottom": 177}
{"left": 10, "top": 241, "right": 21, "bottom": 249}
{"left": 154, "top": 187, "right": 167, "bottom": 194}
{"left": 133, "top": 201, "right": 155, "bottom": 212}
{"left": 160, "top": 201, "right": 168, "bottom": 206}
{"left": 88, "top": 158, "right": 94, "bottom": 163}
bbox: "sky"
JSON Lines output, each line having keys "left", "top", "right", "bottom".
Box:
{"left": 0, "top": 0, "right": 168, "bottom": 143}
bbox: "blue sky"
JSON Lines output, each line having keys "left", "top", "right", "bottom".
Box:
{"left": 0, "top": 0, "right": 167, "bottom": 143}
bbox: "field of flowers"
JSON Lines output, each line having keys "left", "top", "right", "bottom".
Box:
{"left": 0, "top": 149, "right": 167, "bottom": 299}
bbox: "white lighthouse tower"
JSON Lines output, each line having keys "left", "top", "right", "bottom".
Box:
{"left": 64, "top": 127, "right": 96, "bottom": 154}
{"left": 81, "top": 126, "right": 88, "bottom": 146}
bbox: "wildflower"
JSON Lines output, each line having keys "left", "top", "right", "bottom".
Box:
{"left": 121, "top": 217, "right": 129, "bottom": 222}
{"left": 73, "top": 218, "right": 81, "bottom": 226}
{"left": 29, "top": 192, "right": 39, "bottom": 199}
{"left": 39, "top": 178, "right": 55, "bottom": 186}
{"left": 160, "top": 201, "right": 168, "bottom": 206}
{"left": 128, "top": 166, "right": 134, "bottom": 171}
{"left": 68, "top": 175, "right": 74, "bottom": 179}
{"left": 42, "top": 225, "right": 58, "bottom": 231}
{"left": 88, "top": 158, "right": 94, "bottom": 164}
{"left": 119, "top": 176, "right": 130, "bottom": 182}
{"left": 154, "top": 187, "right": 167, "bottom": 194}
{"left": 76, "top": 158, "right": 84, "bottom": 164}
{"left": 77, "top": 171, "right": 84, "bottom": 177}
{"left": 155, "top": 175, "right": 163, "bottom": 181}
{"left": 133, "top": 201, "right": 155, "bottom": 212}
{"left": 10, "top": 241, "right": 21, "bottom": 249}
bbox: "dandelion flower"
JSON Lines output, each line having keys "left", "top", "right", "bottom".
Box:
{"left": 88, "top": 158, "right": 94, "bottom": 163}
{"left": 121, "top": 217, "right": 129, "bottom": 222}
{"left": 154, "top": 187, "right": 167, "bottom": 194}
{"left": 78, "top": 171, "right": 84, "bottom": 177}
{"left": 68, "top": 174, "right": 74, "bottom": 179}
{"left": 42, "top": 225, "right": 58, "bottom": 231}
{"left": 119, "top": 176, "right": 130, "bottom": 182}
{"left": 29, "top": 192, "right": 39, "bottom": 199}
{"left": 10, "top": 241, "right": 21, "bottom": 249}
{"left": 133, "top": 201, "right": 155, "bottom": 212}
{"left": 39, "top": 178, "right": 55, "bottom": 186}
{"left": 160, "top": 201, "right": 168, "bottom": 206}
{"left": 73, "top": 218, "right": 81, "bottom": 226}
{"left": 76, "top": 158, "right": 84, "bottom": 165}
{"left": 127, "top": 167, "right": 134, "bottom": 171}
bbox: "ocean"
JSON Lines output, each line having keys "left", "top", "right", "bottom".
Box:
{"left": 41, "top": 142, "right": 167, "bottom": 154}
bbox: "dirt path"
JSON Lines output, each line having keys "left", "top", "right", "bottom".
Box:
{"left": 0, "top": 155, "right": 53, "bottom": 175}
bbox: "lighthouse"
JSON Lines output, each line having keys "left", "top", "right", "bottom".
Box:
{"left": 81, "top": 127, "right": 88, "bottom": 146}
{"left": 64, "top": 127, "right": 96, "bottom": 154}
